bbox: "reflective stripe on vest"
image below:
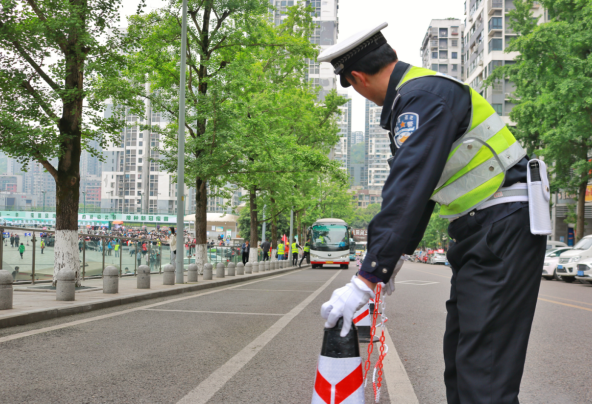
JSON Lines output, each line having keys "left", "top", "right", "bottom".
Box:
{"left": 304, "top": 245, "right": 310, "bottom": 252}
{"left": 292, "top": 242, "right": 298, "bottom": 253}
{"left": 278, "top": 244, "right": 285, "bottom": 254}
{"left": 395, "top": 66, "right": 526, "bottom": 218}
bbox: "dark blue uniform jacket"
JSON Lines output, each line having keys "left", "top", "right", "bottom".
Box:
{"left": 359, "top": 61, "right": 528, "bottom": 283}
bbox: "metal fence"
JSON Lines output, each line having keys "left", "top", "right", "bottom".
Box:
{"left": 0, "top": 226, "right": 261, "bottom": 285}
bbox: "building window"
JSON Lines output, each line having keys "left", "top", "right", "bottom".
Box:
{"left": 489, "top": 17, "right": 502, "bottom": 32}
{"left": 451, "top": 39, "right": 458, "bottom": 47}
{"left": 452, "top": 64, "right": 458, "bottom": 72}
{"left": 489, "top": 38, "right": 503, "bottom": 52}
{"left": 431, "top": 51, "right": 438, "bottom": 59}
{"left": 439, "top": 28, "right": 448, "bottom": 37}
{"left": 431, "top": 64, "right": 438, "bottom": 71}
{"left": 451, "top": 52, "right": 458, "bottom": 59}
{"left": 451, "top": 26, "right": 459, "bottom": 36}
{"left": 439, "top": 64, "right": 448, "bottom": 74}
{"left": 492, "top": 104, "right": 503, "bottom": 116}
{"left": 439, "top": 50, "right": 447, "bottom": 59}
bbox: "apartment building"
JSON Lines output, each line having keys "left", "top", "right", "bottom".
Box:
{"left": 332, "top": 92, "right": 351, "bottom": 170}
{"left": 363, "top": 99, "right": 391, "bottom": 192}
{"left": 351, "top": 188, "right": 383, "bottom": 209}
{"left": 80, "top": 175, "right": 102, "bottom": 209}
{"left": 351, "top": 131, "right": 364, "bottom": 146}
{"left": 463, "top": 0, "right": 545, "bottom": 123}
{"left": 420, "top": 19, "right": 465, "bottom": 81}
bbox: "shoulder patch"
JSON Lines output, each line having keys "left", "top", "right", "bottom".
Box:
{"left": 394, "top": 112, "right": 419, "bottom": 148}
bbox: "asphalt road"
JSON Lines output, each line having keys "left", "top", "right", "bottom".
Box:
{"left": 0, "top": 261, "right": 590, "bottom": 403}
{"left": 390, "top": 261, "right": 592, "bottom": 404}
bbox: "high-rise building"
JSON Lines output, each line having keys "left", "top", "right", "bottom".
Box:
{"left": 463, "top": 0, "right": 545, "bottom": 123}
{"left": 271, "top": 0, "right": 339, "bottom": 100}
{"left": 420, "top": 19, "right": 465, "bottom": 81}
{"left": 351, "top": 131, "right": 364, "bottom": 146}
{"left": 363, "top": 99, "right": 391, "bottom": 192}
{"left": 333, "top": 92, "right": 351, "bottom": 170}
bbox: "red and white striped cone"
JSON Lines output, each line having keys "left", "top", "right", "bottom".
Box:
{"left": 353, "top": 301, "right": 378, "bottom": 343}
{"left": 312, "top": 317, "right": 365, "bottom": 404}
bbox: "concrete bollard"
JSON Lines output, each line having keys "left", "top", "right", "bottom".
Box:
{"left": 252, "top": 262, "right": 259, "bottom": 273}
{"left": 227, "top": 262, "right": 236, "bottom": 276}
{"left": 187, "top": 264, "right": 198, "bottom": 282}
{"left": 245, "top": 262, "right": 252, "bottom": 274}
{"left": 271, "top": 261, "right": 276, "bottom": 270}
{"left": 265, "top": 261, "right": 270, "bottom": 271}
{"left": 203, "top": 263, "right": 213, "bottom": 280}
{"left": 282, "top": 261, "right": 287, "bottom": 269}
{"left": 236, "top": 262, "right": 244, "bottom": 275}
{"left": 163, "top": 264, "right": 175, "bottom": 285}
{"left": 56, "top": 269, "right": 76, "bottom": 301}
{"left": 103, "top": 266, "right": 119, "bottom": 294}
{"left": 216, "top": 262, "right": 225, "bottom": 278}
{"left": 0, "top": 270, "right": 13, "bottom": 310}
{"left": 137, "top": 265, "right": 150, "bottom": 289}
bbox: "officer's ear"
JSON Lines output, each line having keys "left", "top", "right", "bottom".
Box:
{"left": 348, "top": 71, "right": 369, "bottom": 87}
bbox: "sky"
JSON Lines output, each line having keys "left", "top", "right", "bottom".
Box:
{"left": 118, "top": 0, "right": 465, "bottom": 132}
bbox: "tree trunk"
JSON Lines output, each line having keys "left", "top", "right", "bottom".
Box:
{"left": 249, "top": 188, "right": 258, "bottom": 262}
{"left": 270, "top": 197, "right": 277, "bottom": 260}
{"left": 195, "top": 177, "right": 208, "bottom": 273}
{"left": 297, "top": 210, "right": 302, "bottom": 243}
{"left": 577, "top": 180, "right": 587, "bottom": 242}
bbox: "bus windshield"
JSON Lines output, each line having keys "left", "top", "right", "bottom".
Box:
{"left": 311, "top": 224, "right": 349, "bottom": 252}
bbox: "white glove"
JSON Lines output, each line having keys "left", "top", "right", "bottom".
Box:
{"left": 321, "top": 276, "right": 375, "bottom": 337}
{"left": 382, "top": 255, "right": 405, "bottom": 297}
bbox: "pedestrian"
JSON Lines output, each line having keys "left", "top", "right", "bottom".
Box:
{"left": 136, "top": 250, "right": 142, "bottom": 268}
{"left": 10, "top": 233, "right": 14, "bottom": 248}
{"left": 169, "top": 227, "right": 177, "bottom": 269}
{"left": 142, "top": 242, "right": 147, "bottom": 257}
{"left": 291, "top": 238, "right": 300, "bottom": 267}
{"left": 261, "top": 239, "right": 271, "bottom": 261}
{"left": 14, "top": 234, "right": 19, "bottom": 247}
{"left": 241, "top": 240, "right": 249, "bottom": 265}
{"left": 40, "top": 239, "right": 45, "bottom": 254}
{"left": 318, "top": 24, "right": 548, "bottom": 404}
{"left": 299, "top": 240, "right": 310, "bottom": 268}
{"left": 277, "top": 239, "right": 285, "bottom": 261}
{"left": 114, "top": 241, "right": 119, "bottom": 257}
{"left": 19, "top": 242, "right": 25, "bottom": 259}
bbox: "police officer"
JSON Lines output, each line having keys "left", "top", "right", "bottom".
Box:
{"left": 299, "top": 240, "right": 310, "bottom": 268}
{"left": 318, "top": 22, "right": 547, "bottom": 404}
{"left": 291, "top": 238, "right": 300, "bottom": 267}
{"left": 277, "top": 240, "right": 285, "bottom": 261}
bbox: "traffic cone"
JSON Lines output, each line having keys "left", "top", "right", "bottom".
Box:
{"left": 353, "top": 301, "right": 378, "bottom": 343}
{"left": 312, "top": 317, "right": 365, "bottom": 404}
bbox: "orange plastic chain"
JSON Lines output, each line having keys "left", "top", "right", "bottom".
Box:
{"left": 363, "top": 284, "right": 381, "bottom": 386}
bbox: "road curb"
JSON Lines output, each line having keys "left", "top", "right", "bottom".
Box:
{"left": 0, "top": 264, "right": 309, "bottom": 329}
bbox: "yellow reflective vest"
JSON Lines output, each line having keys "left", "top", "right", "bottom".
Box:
{"left": 277, "top": 243, "right": 285, "bottom": 254}
{"left": 292, "top": 242, "right": 298, "bottom": 253}
{"left": 396, "top": 66, "right": 526, "bottom": 218}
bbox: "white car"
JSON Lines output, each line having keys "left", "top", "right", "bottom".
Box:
{"left": 546, "top": 240, "right": 568, "bottom": 250}
{"left": 430, "top": 253, "right": 448, "bottom": 265}
{"left": 542, "top": 247, "right": 573, "bottom": 280}
{"left": 556, "top": 235, "right": 592, "bottom": 283}
{"left": 575, "top": 258, "right": 592, "bottom": 284}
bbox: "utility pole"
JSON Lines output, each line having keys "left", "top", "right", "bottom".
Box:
{"left": 288, "top": 209, "right": 294, "bottom": 263}
{"left": 175, "top": 0, "right": 188, "bottom": 284}
{"left": 261, "top": 205, "right": 266, "bottom": 242}
{"left": 82, "top": 192, "right": 86, "bottom": 214}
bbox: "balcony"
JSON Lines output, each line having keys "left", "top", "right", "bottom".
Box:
{"left": 430, "top": 40, "right": 438, "bottom": 48}
{"left": 488, "top": 0, "right": 503, "bottom": 14}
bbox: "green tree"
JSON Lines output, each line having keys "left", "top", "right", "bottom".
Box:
{"left": 485, "top": 0, "right": 592, "bottom": 241}
{"left": 0, "top": 0, "right": 130, "bottom": 284}
{"left": 349, "top": 203, "right": 381, "bottom": 228}
{"left": 419, "top": 205, "right": 449, "bottom": 250}
{"left": 350, "top": 142, "right": 365, "bottom": 165}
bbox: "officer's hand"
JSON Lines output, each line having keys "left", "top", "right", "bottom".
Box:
{"left": 382, "top": 256, "right": 405, "bottom": 297}
{"left": 321, "top": 276, "right": 375, "bottom": 337}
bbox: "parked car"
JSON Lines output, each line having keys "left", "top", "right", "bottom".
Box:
{"left": 575, "top": 257, "right": 592, "bottom": 284}
{"left": 546, "top": 240, "right": 568, "bottom": 250}
{"left": 430, "top": 253, "right": 448, "bottom": 265}
{"left": 556, "top": 235, "right": 592, "bottom": 282}
{"left": 542, "top": 247, "right": 572, "bottom": 280}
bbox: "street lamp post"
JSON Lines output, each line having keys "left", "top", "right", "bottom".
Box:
{"left": 175, "top": 0, "right": 188, "bottom": 284}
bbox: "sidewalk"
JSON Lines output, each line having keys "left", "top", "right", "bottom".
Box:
{"left": 1, "top": 264, "right": 306, "bottom": 328}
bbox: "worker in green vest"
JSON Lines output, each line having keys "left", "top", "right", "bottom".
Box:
{"left": 277, "top": 240, "right": 285, "bottom": 261}
{"left": 299, "top": 240, "right": 310, "bottom": 268}
{"left": 317, "top": 23, "right": 549, "bottom": 404}
{"left": 291, "top": 238, "right": 300, "bottom": 267}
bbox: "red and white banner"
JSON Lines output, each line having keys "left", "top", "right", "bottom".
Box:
{"left": 312, "top": 356, "right": 364, "bottom": 404}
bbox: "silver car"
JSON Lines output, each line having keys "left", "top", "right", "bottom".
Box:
{"left": 430, "top": 253, "right": 448, "bottom": 265}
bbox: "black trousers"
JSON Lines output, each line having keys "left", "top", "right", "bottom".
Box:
{"left": 242, "top": 252, "right": 249, "bottom": 265}
{"left": 263, "top": 252, "right": 269, "bottom": 261}
{"left": 299, "top": 252, "right": 309, "bottom": 267}
{"left": 292, "top": 252, "right": 298, "bottom": 266}
{"left": 444, "top": 206, "right": 546, "bottom": 404}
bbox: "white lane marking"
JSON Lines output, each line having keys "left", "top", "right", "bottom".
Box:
{"left": 233, "top": 288, "right": 316, "bottom": 292}
{"left": 176, "top": 270, "right": 342, "bottom": 404}
{"left": 0, "top": 270, "right": 305, "bottom": 344}
{"left": 395, "top": 280, "right": 439, "bottom": 286}
{"left": 382, "top": 326, "right": 420, "bottom": 404}
{"left": 142, "top": 309, "right": 284, "bottom": 316}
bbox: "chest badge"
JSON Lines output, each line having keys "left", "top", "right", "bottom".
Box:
{"left": 394, "top": 112, "right": 419, "bottom": 148}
